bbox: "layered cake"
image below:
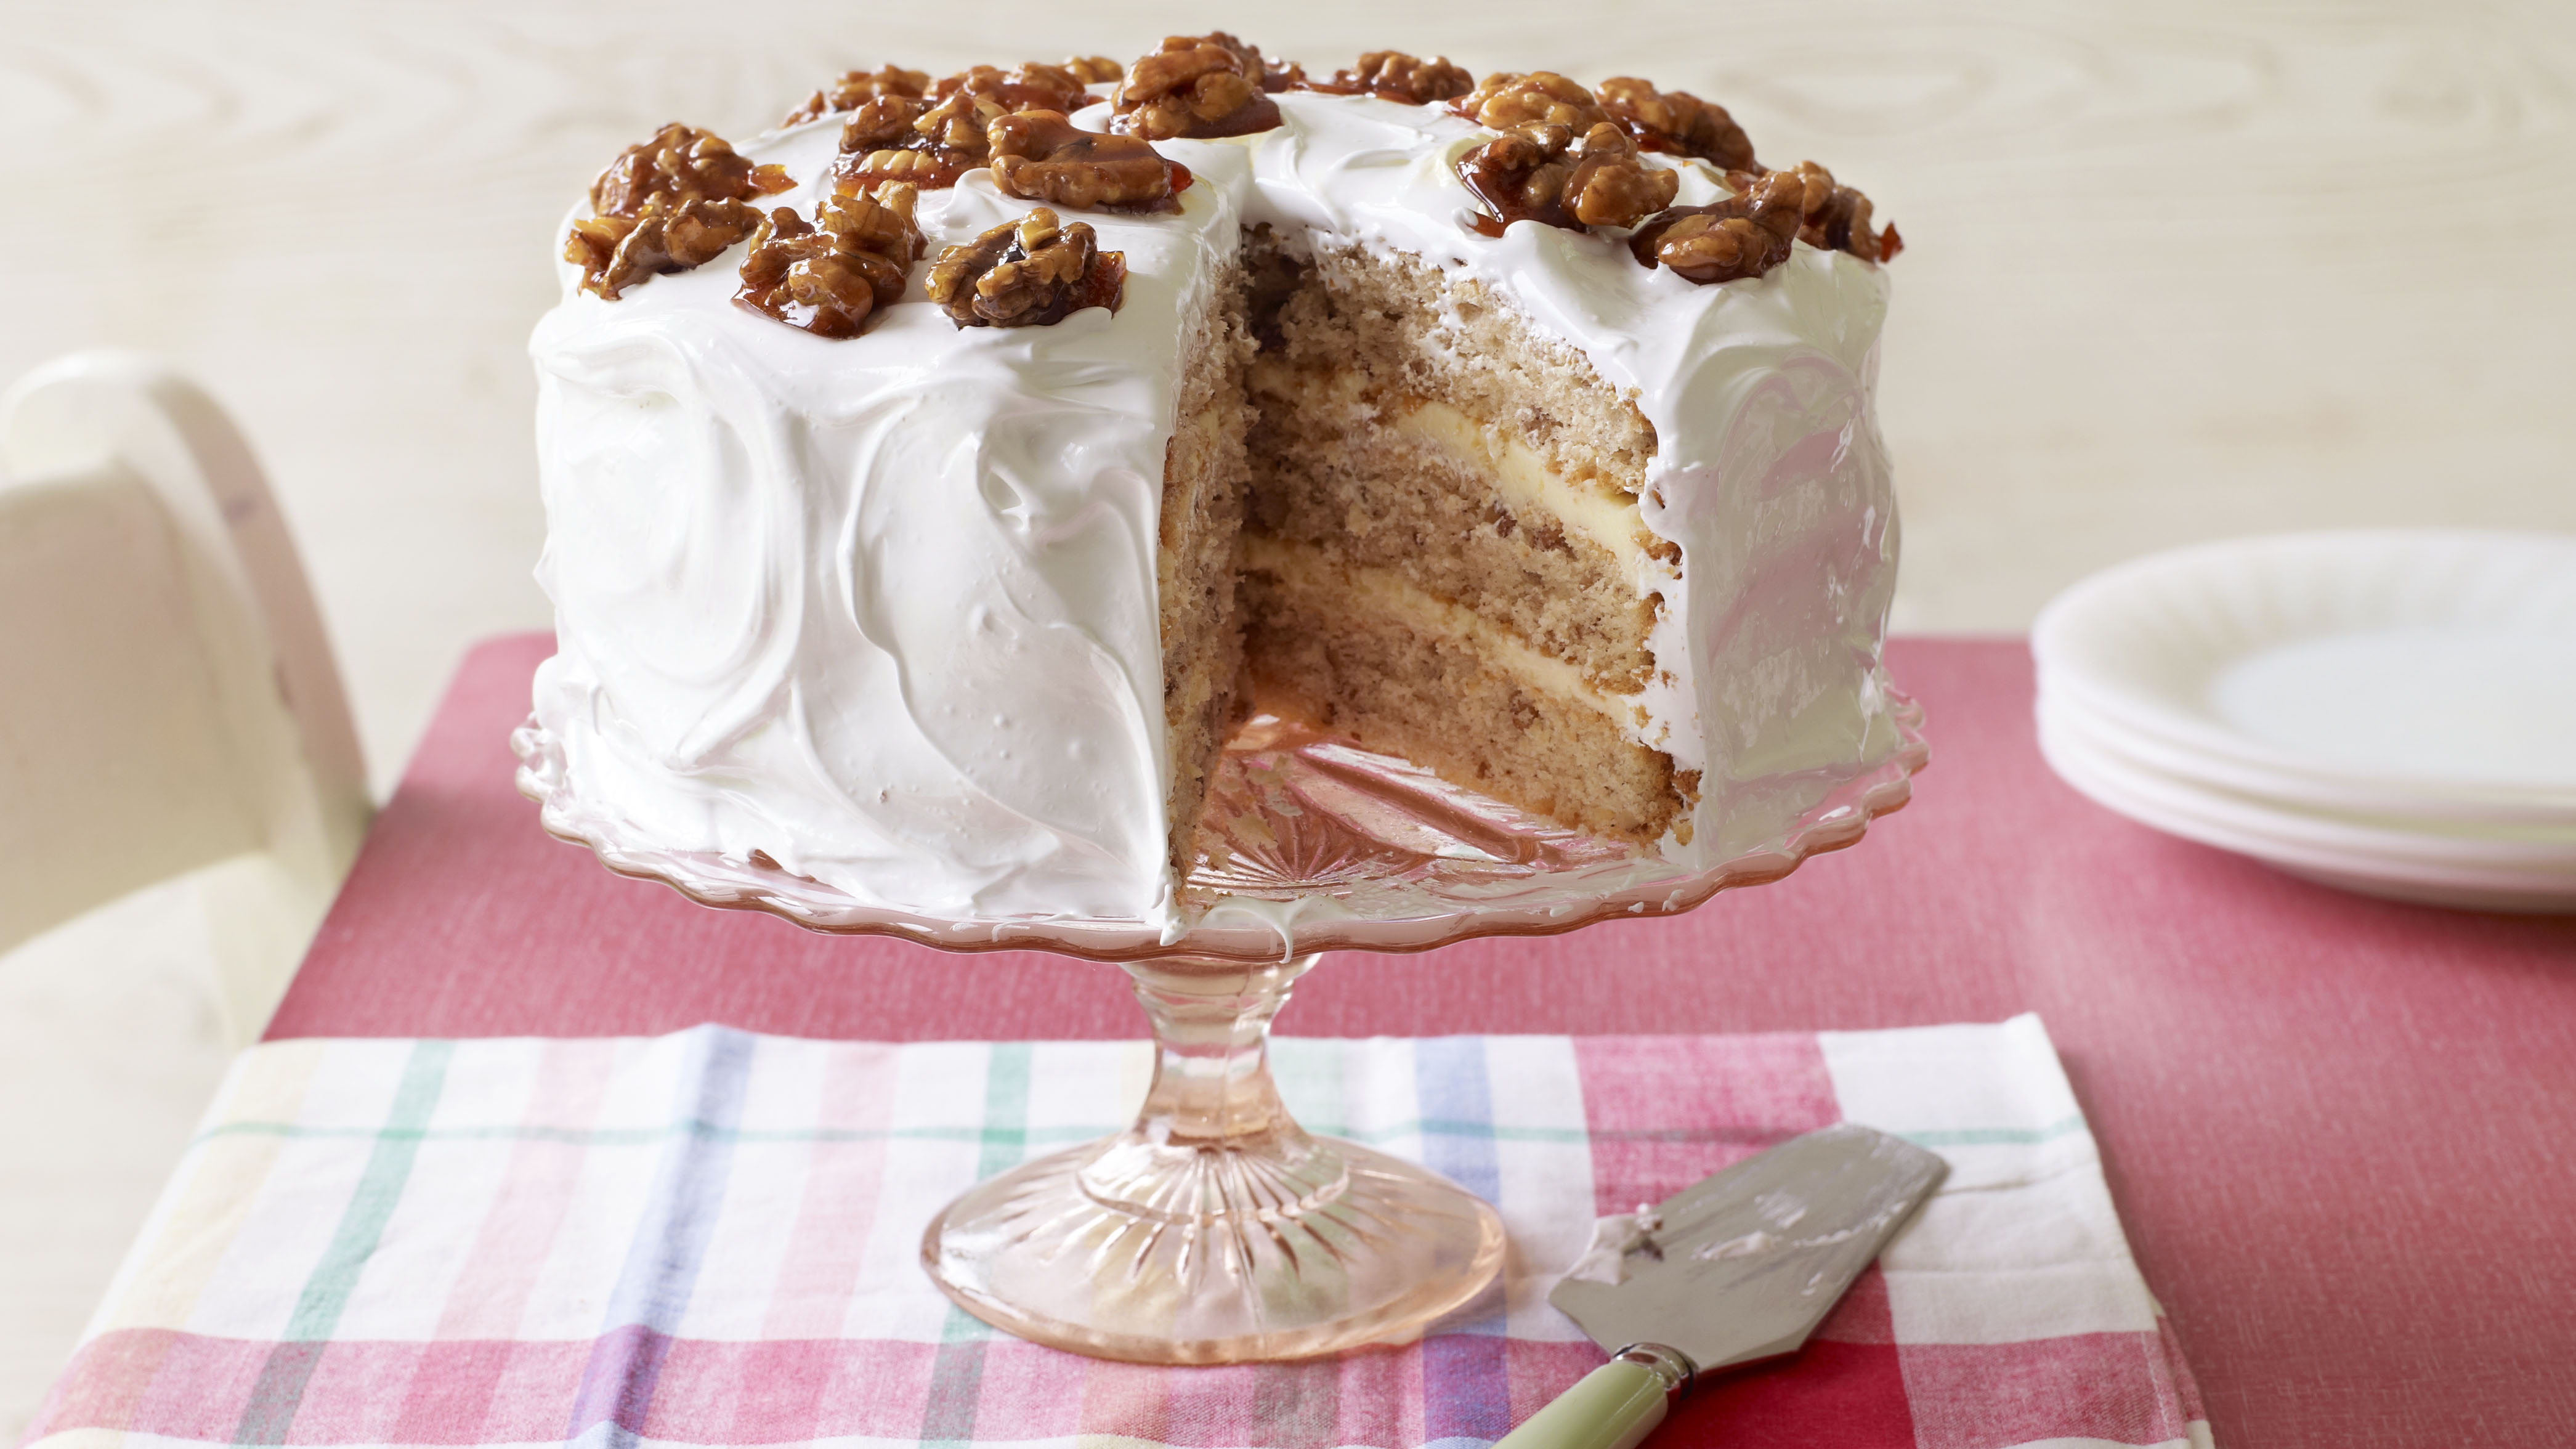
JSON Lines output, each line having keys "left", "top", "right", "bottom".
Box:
{"left": 529, "top": 38, "right": 1906, "bottom": 929}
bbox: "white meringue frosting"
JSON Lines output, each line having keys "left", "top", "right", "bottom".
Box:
{"left": 528, "top": 90, "right": 1901, "bottom": 930}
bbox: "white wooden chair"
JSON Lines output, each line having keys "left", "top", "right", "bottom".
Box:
{"left": 0, "top": 352, "right": 371, "bottom": 1044}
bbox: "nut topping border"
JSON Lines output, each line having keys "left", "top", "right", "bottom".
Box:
{"left": 564, "top": 43, "right": 1897, "bottom": 327}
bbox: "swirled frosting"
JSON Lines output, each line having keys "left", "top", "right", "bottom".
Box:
{"left": 529, "top": 90, "right": 1900, "bottom": 930}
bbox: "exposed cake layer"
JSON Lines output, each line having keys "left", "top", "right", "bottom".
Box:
{"left": 1156, "top": 266, "right": 1256, "bottom": 879}
{"left": 1233, "top": 92, "right": 1902, "bottom": 864}
{"left": 1236, "top": 229, "right": 1693, "bottom": 838}
{"left": 1241, "top": 534, "right": 1683, "bottom": 843}
{"left": 1245, "top": 237, "right": 1669, "bottom": 693}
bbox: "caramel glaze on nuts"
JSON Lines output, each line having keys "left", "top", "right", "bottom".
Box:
{"left": 926, "top": 208, "right": 1127, "bottom": 328}
{"left": 1630, "top": 161, "right": 1899, "bottom": 285}
{"left": 989, "top": 111, "right": 1188, "bottom": 213}
{"left": 1111, "top": 32, "right": 1282, "bottom": 140}
{"left": 835, "top": 62, "right": 1098, "bottom": 194}
{"left": 1458, "top": 116, "right": 1678, "bottom": 236}
{"left": 1286, "top": 51, "right": 1473, "bottom": 106}
{"left": 573, "top": 45, "right": 1901, "bottom": 328}
{"left": 782, "top": 65, "right": 931, "bottom": 129}
{"left": 1594, "top": 76, "right": 1757, "bottom": 171}
{"left": 565, "top": 123, "right": 795, "bottom": 299}
{"left": 1449, "top": 71, "right": 1676, "bottom": 235}
{"left": 1451, "top": 70, "right": 1607, "bottom": 136}
{"left": 734, "top": 183, "right": 928, "bottom": 338}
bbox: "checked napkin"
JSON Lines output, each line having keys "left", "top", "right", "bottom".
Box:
{"left": 28, "top": 1015, "right": 2209, "bottom": 1449}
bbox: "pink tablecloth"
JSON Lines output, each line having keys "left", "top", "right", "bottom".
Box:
{"left": 270, "top": 636, "right": 2576, "bottom": 1447}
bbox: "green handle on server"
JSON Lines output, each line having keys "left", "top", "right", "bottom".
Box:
{"left": 1493, "top": 1344, "right": 1696, "bottom": 1449}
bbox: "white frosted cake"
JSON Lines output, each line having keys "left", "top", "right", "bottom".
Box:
{"left": 527, "top": 39, "right": 1906, "bottom": 932}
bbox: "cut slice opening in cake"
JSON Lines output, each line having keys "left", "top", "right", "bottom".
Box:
{"left": 1154, "top": 261, "right": 1257, "bottom": 882}
{"left": 1158, "top": 230, "right": 1700, "bottom": 866}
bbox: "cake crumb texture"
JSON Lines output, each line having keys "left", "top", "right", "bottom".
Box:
{"left": 1229, "top": 232, "right": 1690, "bottom": 846}
{"left": 1241, "top": 555, "right": 1683, "bottom": 844}
{"left": 1156, "top": 261, "right": 1257, "bottom": 880}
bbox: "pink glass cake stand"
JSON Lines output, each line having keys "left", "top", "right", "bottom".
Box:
{"left": 514, "top": 700, "right": 1926, "bottom": 1365}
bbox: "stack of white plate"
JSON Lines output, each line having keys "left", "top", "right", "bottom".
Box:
{"left": 2031, "top": 529, "right": 2576, "bottom": 913}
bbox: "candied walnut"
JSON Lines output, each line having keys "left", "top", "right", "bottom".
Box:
{"left": 735, "top": 184, "right": 926, "bottom": 338}
{"left": 783, "top": 65, "right": 931, "bottom": 128}
{"left": 925, "top": 208, "right": 1127, "bottom": 328}
{"left": 838, "top": 145, "right": 969, "bottom": 192}
{"left": 988, "top": 110, "right": 1183, "bottom": 211}
{"left": 1633, "top": 163, "right": 1899, "bottom": 283}
{"left": 916, "top": 87, "right": 1003, "bottom": 153}
{"left": 1761, "top": 160, "right": 1897, "bottom": 262}
{"left": 568, "top": 123, "right": 792, "bottom": 298}
{"left": 568, "top": 197, "right": 765, "bottom": 300}
{"left": 1719, "top": 160, "right": 1898, "bottom": 264}
{"left": 816, "top": 184, "right": 928, "bottom": 264}
{"left": 1595, "top": 76, "right": 1756, "bottom": 171}
{"left": 926, "top": 63, "right": 1091, "bottom": 114}
{"left": 1111, "top": 31, "right": 1282, "bottom": 139}
{"left": 1628, "top": 170, "right": 1802, "bottom": 283}
{"left": 588, "top": 123, "right": 792, "bottom": 219}
{"left": 1294, "top": 51, "right": 1473, "bottom": 105}
{"left": 1067, "top": 55, "right": 1126, "bottom": 85}
{"left": 836, "top": 63, "right": 1095, "bottom": 194}
{"left": 840, "top": 95, "right": 927, "bottom": 155}
{"left": 1451, "top": 71, "right": 1607, "bottom": 137}
{"left": 1459, "top": 120, "right": 1677, "bottom": 235}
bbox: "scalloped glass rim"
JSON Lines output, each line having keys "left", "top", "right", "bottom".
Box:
{"left": 511, "top": 692, "right": 1927, "bottom": 965}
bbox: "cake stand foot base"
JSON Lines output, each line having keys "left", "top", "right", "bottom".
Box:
{"left": 922, "top": 1130, "right": 1505, "bottom": 1364}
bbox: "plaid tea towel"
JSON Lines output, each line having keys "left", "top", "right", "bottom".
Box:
{"left": 27, "top": 1014, "right": 2209, "bottom": 1449}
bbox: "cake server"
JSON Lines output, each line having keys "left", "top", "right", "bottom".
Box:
{"left": 1499, "top": 1122, "right": 1947, "bottom": 1449}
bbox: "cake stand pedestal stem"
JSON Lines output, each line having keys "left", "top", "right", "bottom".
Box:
{"left": 1127, "top": 953, "right": 1311, "bottom": 1146}
{"left": 922, "top": 951, "right": 1505, "bottom": 1364}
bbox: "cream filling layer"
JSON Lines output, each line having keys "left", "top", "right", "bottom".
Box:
{"left": 1385, "top": 398, "right": 1661, "bottom": 574}
{"left": 1242, "top": 530, "right": 1649, "bottom": 737}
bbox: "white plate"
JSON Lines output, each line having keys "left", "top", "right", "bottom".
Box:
{"left": 2040, "top": 699, "right": 2576, "bottom": 867}
{"left": 2032, "top": 530, "right": 2576, "bottom": 819}
{"left": 2038, "top": 699, "right": 2576, "bottom": 914}
{"left": 2039, "top": 683, "right": 2576, "bottom": 832}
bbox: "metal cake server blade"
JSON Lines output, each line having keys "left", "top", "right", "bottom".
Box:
{"left": 1500, "top": 1123, "right": 1947, "bottom": 1449}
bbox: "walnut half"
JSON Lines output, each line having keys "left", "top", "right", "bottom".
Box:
{"left": 987, "top": 111, "right": 1183, "bottom": 212}
{"left": 567, "top": 123, "right": 793, "bottom": 299}
{"left": 1630, "top": 160, "right": 1899, "bottom": 284}
{"left": 1111, "top": 32, "right": 1282, "bottom": 139}
{"left": 925, "top": 208, "right": 1127, "bottom": 328}
{"left": 1458, "top": 118, "right": 1678, "bottom": 235}
{"left": 1754, "top": 161, "right": 1899, "bottom": 263}
{"left": 735, "top": 183, "right": 927, "bottom": 338}
{"left": 835, "top": 62, "right": 1095, "bottom": 195}
{"left": 782, "top": 65, "right": 931, "bottom": 128}
{"left": 1291, "top": 51, "right": 1474, "bottom": 105}
{"left": 1595, "top": 76, "right": 1757, "bottom": 171}
{"left": 1627, "top": 169, "right": 1805, "bottom": 284}
{"left": 1450, "top": 71, "right": 1607, "bottom": 136}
